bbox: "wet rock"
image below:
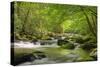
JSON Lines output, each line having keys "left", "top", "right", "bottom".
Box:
{"left": 31, "top": 39, "right": 38, "bottom": 44}
{"left": 40, "top": 42, "right": 46, "bottom": 45}
{"left": 80, "top": 43, "right": 97, "bottom": 51}
{"left": 58, "top": 39, "right": 69, "bottom": 46}
{"left": 75, "top": 37, "right": 84, "bottom": 44}
{"left": 46, "top": 37, "right": 54, "bottom": 40}
{"left": 12, "top": 51, "right": 46, "bottom": 66}
{"left": 12, "top": 54, "right": 36, "bottom": 66}
{"left": 58, "top": 39, "right": 75, "bottom": 49}
{"left": 33, "top": 51, "right": 46, "bottom": 59}
{"left": 40, "top": 40, "right": 57, "bottom": 45}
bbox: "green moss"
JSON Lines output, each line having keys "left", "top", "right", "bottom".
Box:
{"left": 73, "top": 48, "right": 94, "bottom": 61}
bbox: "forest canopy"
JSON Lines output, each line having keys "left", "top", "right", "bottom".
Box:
{"left": 11, "top": 1, "right": 97, "bottom": 41}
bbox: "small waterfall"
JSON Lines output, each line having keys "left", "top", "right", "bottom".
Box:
{"left": 14, "top": 41, "right": 41, "bottom": 48}
{"left": 13, "top": 39, "right": 59, "bottom": 48}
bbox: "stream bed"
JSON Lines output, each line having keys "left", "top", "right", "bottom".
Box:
{"left": 12, "top": 40, "right": 94, "bottom": 66}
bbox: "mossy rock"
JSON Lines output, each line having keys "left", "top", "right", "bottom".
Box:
{"left": 61, "top": 43, "right": 75, "bottom": 49}
{"left": 15, "top": 33, "right": 22, "bottom": 40}
{"left": 80, "top": 43, "right": 97, "bottom": 51}
{"left": 75, "top": 37, "right": 84, "bottom": 44}
{"left": 58, "top": 39, "right": 69, "bottom": 46}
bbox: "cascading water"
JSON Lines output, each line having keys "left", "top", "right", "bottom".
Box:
{"left": 13, "top": 39, "right": 59, "bottom": 48}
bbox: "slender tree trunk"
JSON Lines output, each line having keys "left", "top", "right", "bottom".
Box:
{"left": 91, "top": 15, "right": 97, "bottom": 35}
{"left": 80, "top": 7, "right": 97, "bottom": 37}
{"left": 21, "top": 8, "right": 30, "bottom": 35}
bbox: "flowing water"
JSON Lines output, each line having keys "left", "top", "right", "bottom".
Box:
{"left": 13, "top": 39, "right": 59, "bottom": 48}
{"left": 12, "top": 38, "right": 93, "bottom": 65}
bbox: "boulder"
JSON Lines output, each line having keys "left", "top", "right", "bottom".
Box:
{"left": 33, "top": 51, "right": 46, "bottom": 59}
{"left": 80, "top": 43, "right": 97, "bottom": 51}
{"left": 58, "top": 39, "right": 69, "bottom": 46}
{"left": 31, "top": 39, "right": 38, "bottom": 44}
{"left": 75, "top": 37, "right": 84, "bottom": 44}
{"left": 12, "top": 54, "right": 35, "bottom": 66}
{"left": 58, "top": 39, "right": 75, "bottom": 49}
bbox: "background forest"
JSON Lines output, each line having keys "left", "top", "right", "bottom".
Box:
{"left": 11, "top": 1, "right": 97, "bottom": 65}
{"left": 12, "top": 2, "right": 97, "bottom": 40}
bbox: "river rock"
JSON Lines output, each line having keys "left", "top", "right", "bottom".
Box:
{"left": 33, "top": 51, "right": 46, "bottom": 59}
{"left": 12, "top": 54, "right": 36, "bottom": 66}
{"left": 58, "top": 39, "right": 75, "bottom": 49}
{"left": 80, "top": 43, "right": 97, "bottom": 51}
{"left": 57, "top": 39, "right": 69, "bottom": 46}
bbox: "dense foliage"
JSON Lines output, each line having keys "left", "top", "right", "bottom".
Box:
{"left": 11, "top": 2, "right": 97, "bottom": 41}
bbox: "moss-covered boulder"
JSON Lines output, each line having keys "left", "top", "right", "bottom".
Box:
{"left": 75, "top": 37, "right": 84, "bottom": 44}
{"left": 61, "top": 43, "right": 75, "bottom": 49}
{"left": 58, "top": 39, "right": 69, "bottom": 46}
{"left": 80, "top": 43, "right": 97, "bottom": 51}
